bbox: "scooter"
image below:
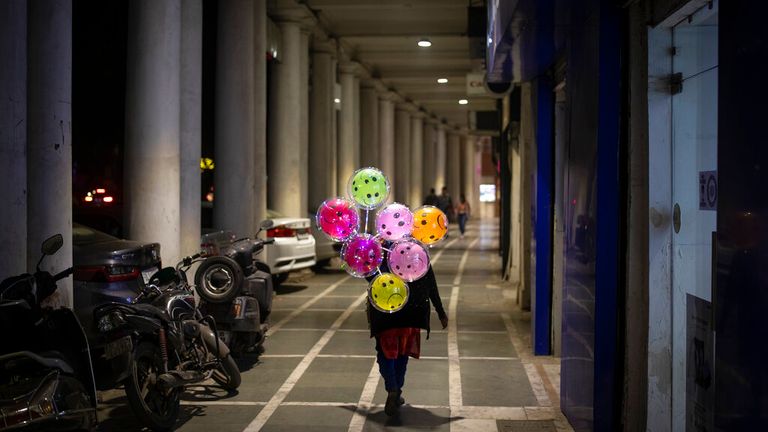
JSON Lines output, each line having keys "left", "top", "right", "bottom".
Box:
{"left": 0, "top": 234, "right": 97, "bottom": 431}
{"left": 93, "top": 253, "right": 240, "bottom": 432}
{"left": 195, "top": 220, "right": 275, "bottom": 356}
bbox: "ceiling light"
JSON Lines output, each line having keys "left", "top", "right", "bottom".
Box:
{"left": 437, "top": 78, "right": 448, "bottom": 84}
{"left": 458, "top": 99, "right": 468, "bottom": 105}
{"left": 417, "top": 38, "right": 432, "bottom": 48}
{"left": 334, "top": 98, "right": 341, "bottom": 104}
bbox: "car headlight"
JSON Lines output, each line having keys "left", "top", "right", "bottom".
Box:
{"left": 97, "top": 311, "right": 126, "bottom": 333}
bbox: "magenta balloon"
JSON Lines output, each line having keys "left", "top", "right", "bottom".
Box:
{"left": 387, "top": 240, "right": 430, "bottom": 282}
{"left": 341, "top": 234, "right": 384, "bottom": 278}
{"left": 375, "top": 203, "right": 414, "bottom": 241}
{"left": 316, "top": 198, "right": 359, "bottom": 241}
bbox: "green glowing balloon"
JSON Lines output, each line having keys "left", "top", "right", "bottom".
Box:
{"left": 347, "top": 167, "right": 390, "bottom": 210}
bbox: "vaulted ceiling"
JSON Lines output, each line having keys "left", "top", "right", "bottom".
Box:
{"left": 305, "top": 0, "right": 494, "bottom": 129}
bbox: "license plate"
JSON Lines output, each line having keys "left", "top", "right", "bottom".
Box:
{"left": 297, "top": 233, "right": 309, "bottom": 240}
{"left": 141, "top": 268, "right": 156, "bottom": 284}
{"left": 104, "top": 336, "right": 132, "bottom": 360}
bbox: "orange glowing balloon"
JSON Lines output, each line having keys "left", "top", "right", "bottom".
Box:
{"left": 411, "top": 205, "right": 448, "bottom": 245}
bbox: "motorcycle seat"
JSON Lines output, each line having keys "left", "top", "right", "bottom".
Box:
{"left": 0, "top": 350, "right": 74, "bottom": 374}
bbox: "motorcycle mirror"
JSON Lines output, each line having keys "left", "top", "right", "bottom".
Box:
{"left": 259, "top": 219, "right": 274, "bottom": 230}
{"left": 37, "top": 233, "right": 63, "bottom": 272}
{"left": 41, "top": 234, "right": 63, "bottom": 256}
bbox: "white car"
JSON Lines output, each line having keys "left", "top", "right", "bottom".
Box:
{"left": 263, "top": 209, "right": 316, "bottom": 283}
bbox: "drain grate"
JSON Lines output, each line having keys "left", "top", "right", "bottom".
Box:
{"left": 497, "top": 420, "right": 557, "bottom": 432}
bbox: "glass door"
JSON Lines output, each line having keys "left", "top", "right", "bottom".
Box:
{"left": 670, "top": 6, "right": 718, "bottom": 431}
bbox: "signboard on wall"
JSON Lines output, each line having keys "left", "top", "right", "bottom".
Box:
{"left": 687, "top": 294, "right": 714, "bottom": 432}
{"left": 466, "top": 72, "right": 486, "bottom": 96}
{"left": 699, "top": 171, "right": 718, "bottom": 210}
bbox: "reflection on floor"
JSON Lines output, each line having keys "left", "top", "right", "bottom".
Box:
{"left": 97, "top": 219, "right": 573, "bottom": 431}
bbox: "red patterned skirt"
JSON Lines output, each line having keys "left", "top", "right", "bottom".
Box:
{"left": 376, "top": 327, "right": 421, "bottom": 360}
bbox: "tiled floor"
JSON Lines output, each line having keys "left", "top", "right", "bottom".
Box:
{"left": 97, "top": 219, "right": 573, "bottom": 431}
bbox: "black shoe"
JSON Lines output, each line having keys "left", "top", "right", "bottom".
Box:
{"left": 385, "top": 391, "right": 400, "bottom": 416}
{"left": 397, "top": 389, "right": 405, "bottom": 406}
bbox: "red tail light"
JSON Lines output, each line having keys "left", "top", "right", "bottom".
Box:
{"left": 267, "top": 227, "right": 295, "bottom": 237}
{"left": 74, "top": 265, "right": 140, "bottom": 282}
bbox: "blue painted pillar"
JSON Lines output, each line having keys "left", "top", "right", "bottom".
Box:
{"left": 533, "top": 75, "right": 554, "bottom": 356}
{"left": 593, "top": 0, "right": 622, "bottom": 430}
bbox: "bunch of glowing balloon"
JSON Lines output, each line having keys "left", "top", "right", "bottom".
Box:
{"left": 314, "top": 166, "right": 445, "bottom": 315}
{"left": 315, "top": 197, "right": 359, "bottom": 242}
{"left": 368, "top": 273, "right": 409, "bottom": 313}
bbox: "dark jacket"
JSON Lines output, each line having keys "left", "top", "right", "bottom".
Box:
{"left": 367, "top": 266, "right": 447, "bottom": 339}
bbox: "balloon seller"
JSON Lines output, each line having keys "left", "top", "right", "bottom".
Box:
{"left": 316, "top": 167, "right": 451, "bottom": 417}
{"left": 366, "top": 247, "right": 448, "bottom": 416}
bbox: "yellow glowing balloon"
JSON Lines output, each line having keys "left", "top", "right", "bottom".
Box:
{"left": 411, "top": 205, "right": 448, "bottom": 245}
{"left": 368, "top": 273, "right": 409, "bottom": 313}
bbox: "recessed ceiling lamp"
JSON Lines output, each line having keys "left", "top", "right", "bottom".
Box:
{"left": 437, "top": 78, "right": 448, "bottom": 84}
{"left": 334, "top": 98, "right": 341, "bottom": 104}
{"left": 417, "top": 38, "right": 432, "bottom": 48}
{"left": 458, "top": 99, "right": 469, "bottom": 105}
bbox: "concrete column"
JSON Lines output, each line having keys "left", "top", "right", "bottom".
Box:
{"left": 394, "top": 103, "right": 412, "bottom": 203}
{"left": 409, "top": 111, "right": 425, "bottom": 207}
{"left": 0, "top": 0, "right": 27, "bottom": 277}
{"left": 253, "top": 0, "right": 267, "bottom": 225}
{"left": 268, "top": 20, "right": 302, "bottom": 215}
{"left": 435, "top": 124, "right": 447, "bottom": 191}
{"left": 422, "top": 118, "right": 438, "bottom": 198}
{"left": 180, "top": 0, "right": 202, "bottom": 254}
{"left": 338, "top": 62, "right": 361, "bottom": 192}
{"left": 461, "top": 135, "right": 476, "bottom": 207}
{"left": 125, "top": 0, "right": 181, "bottom": 265}
{"left": 215, "top": 0, "right": 255, "bottom": 237}
{"left": 27, "top": 0, "right": 73, "bottom": 307}
{"left": 378, "top": 92, "right": 396, "bottom": 198}
{"left": 447, "top": 130, "right": 462, "bottom": 202}
{"left": 299, "top": 28, "right": 310, "bottom": 216}
{"left": 359, "top": 81, "right": 379, "bottom": 167}
{"left": 308, "top": 40, "right": 335, "bottom": 209}
{"left": 353, "top": 75, "right": 361, "bottom": 167}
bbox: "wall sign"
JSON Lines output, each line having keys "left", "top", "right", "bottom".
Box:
{"left": 699, "top": 171, "right": 717, "bottom": 210}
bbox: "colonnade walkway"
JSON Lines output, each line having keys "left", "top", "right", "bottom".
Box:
{"left": 97, "top": 219, "right": 572, "bottom": 431}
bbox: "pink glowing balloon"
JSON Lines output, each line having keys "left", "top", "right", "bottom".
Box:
{"left": 375, "top": 203, "right": 414, "bottom": 241}
{"left": 316, "top": 198, "right": 359, "bottom": 242}
{"left": 387, "top": 240, "right": 430, "bottom": 282}
{"left": 341, "top": 234, "right": 384, "bottom": 278}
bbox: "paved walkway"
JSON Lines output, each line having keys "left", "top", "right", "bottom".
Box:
{"left": 98, "top": 219, "right": 572, "bottom": 431}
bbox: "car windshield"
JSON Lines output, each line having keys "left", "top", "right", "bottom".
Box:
{"left": 73, "top": 223, "right": 119, "bottom": 245}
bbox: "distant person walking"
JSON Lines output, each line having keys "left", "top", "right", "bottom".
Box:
{"left": 423, "top": 188, "right": 438, "bottom": 206}
{"left": 437, "top": 187, "right": 454, "bottom": 223}
{"left": 456, "top": 194, "right": 470, "bottom": 238}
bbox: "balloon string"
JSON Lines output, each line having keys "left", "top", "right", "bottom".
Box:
{"left": 365, "top": 209, "right": 369, "bottom": 234}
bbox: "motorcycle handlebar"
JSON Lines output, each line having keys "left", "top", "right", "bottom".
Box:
{"left": 53, "top": 267, "right": 73, "bottom": 282}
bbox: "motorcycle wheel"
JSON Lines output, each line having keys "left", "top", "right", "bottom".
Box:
{"left": 124, "top": 342, "right": 180, "bottom": 432}
{"left": 211, "top": 354, "right": 241, "bottom": 390}
{"left": 194, "top": 256, "right": 243, "bottom": 304}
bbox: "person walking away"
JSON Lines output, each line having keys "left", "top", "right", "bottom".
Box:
{"left": 456, "top": 194, "right": 470, "bottom": 238}
{"left": 367, "top": 265, "right": 448, "bottom": 416}
{"left": 438, "top": 187, "right": 454, "bottom": 223}
{"left": 423, "top": 188, "right": 438, "bottom": 206}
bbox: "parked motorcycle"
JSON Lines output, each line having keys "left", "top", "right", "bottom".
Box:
{"left": 93, "top": 253, "right": 240, "bottom": 431}
{"left": 0, "top": 234, "right": 97, "bottom": 431}
{"left": 195, "top": 220, "right": 275, "bottom": 356}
